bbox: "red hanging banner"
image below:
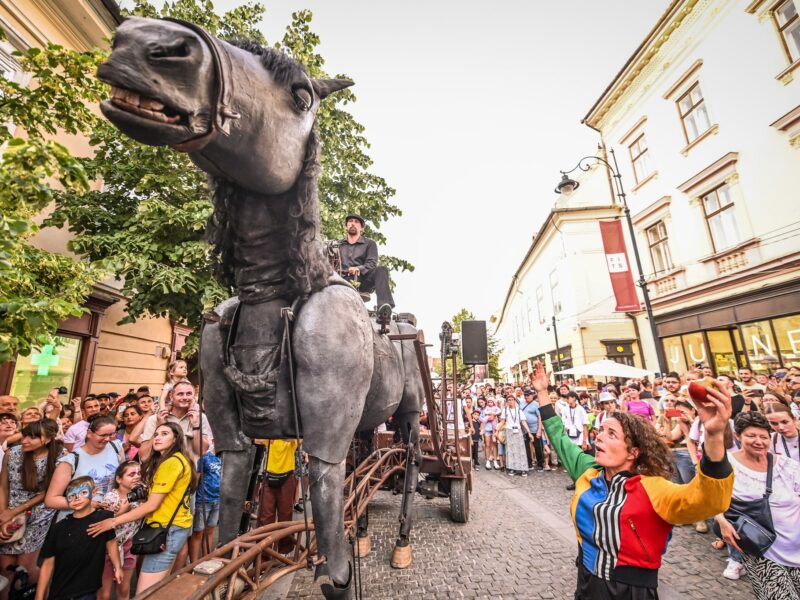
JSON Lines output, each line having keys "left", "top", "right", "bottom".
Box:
{"left": 599, "top": 220, "right": 640, "bottom": 312}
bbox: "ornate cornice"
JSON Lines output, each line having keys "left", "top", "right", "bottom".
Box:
{"left": 584, "top": 0, "right": 702, "bottom": 128}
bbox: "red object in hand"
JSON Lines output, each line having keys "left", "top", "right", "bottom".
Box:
{"left": 688, "top": 378, "right": 717, "bottom": 407}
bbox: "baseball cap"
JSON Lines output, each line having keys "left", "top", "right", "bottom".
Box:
{"left": 598, "top": 392, "right": 616, "bottom": 404}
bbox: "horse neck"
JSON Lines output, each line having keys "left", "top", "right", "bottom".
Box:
{"left": 227, "top": 186, "right": 296, "bottom": 300}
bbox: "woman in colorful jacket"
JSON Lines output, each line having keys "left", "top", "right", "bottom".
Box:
{"left": 529, "top": 361, "right": 734, "bottom": 600}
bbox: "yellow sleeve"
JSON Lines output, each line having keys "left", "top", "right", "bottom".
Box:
{"left": 639, "top": 456, "right": 733, "bottom": 525}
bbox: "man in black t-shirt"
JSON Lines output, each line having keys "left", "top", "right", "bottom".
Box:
{"left": 36, "top": 476, "right": 121, "bottom": 600}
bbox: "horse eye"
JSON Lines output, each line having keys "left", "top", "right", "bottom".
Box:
{"left": 293, "top": 87, "right": 312, "bottom": 111}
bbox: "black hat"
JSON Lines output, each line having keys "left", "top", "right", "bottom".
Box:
{"left": 344, "top": 214, "right": 365, "bottom": 227}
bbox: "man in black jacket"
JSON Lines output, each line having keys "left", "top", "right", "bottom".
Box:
{"left": 339, "top": 214, "right": 394, "bottom": 328}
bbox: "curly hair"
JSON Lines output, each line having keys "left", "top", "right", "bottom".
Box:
{"left": 734, "top": 410, "right": 771, "bottom": 435}
{"left": 608, "top": 411, "right": 674, "bottom": 478}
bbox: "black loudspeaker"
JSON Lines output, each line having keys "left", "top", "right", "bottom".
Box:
{"left": 461, "top": 320, "right": 488, "bottom": 365}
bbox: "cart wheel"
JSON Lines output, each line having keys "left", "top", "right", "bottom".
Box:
{"left": 449, "top": 478, "right": 469, "bottom": 523}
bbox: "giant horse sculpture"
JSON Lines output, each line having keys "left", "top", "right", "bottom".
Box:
{"left": 97, "top": 17, "right": 423, "bottom": 599}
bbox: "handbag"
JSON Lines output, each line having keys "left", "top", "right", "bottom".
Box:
{"left": 495, "top": 422, "right": 507, "bottom": 444}
{"left": 3, "top": 512, "right": 27, "bottom": 544}
{"left": 131, "top": 471, "right": 191, "bottom": 555}
{"left": 715, "top": 452, "right": 776, "bottom": 558}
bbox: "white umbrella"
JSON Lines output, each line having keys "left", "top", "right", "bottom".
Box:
{"left": 555, "top": 359, "right": 653, "bottom": 379}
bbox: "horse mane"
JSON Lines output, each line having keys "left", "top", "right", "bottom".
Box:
{"left": 205, "top": 40, "right": 331, "bottom": 298}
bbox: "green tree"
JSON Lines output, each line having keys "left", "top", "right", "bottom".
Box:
{"left": 0, "top": 43, "right": 108, "bottom": 362}
{"left": 450, "top": 308, "right": 502, "bottom": 382}
{"left": 48, "top": 0, "right": 411, "bottom": 356}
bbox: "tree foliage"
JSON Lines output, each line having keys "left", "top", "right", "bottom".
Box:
{"left": 449, "top": 308, "right": 502, "bottom": 382}
{"left": 0, "top": 43, "right": 107, "bottom": 362}
{"left": 46, "top": 0, "right": 411, "bottom": 356}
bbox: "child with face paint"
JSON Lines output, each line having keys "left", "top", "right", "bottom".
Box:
{"left": 36, "top": 477, "right": 121, "bottom": 600}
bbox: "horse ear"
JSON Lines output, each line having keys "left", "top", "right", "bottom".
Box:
{"left": 312, "top": 78, "right": 354, "bottom": 100}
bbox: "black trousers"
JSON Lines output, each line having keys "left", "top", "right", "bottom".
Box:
{"left": 353, "top": 266, "right": 394, "bottom": 308}
{"left": 524, "top": 431, "right": 544, "bottom": 468}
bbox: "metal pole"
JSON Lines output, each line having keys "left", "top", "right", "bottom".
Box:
{"left": 608, "top": 149, "right": 667, "bottom": 374}
{"left": 552, "top": 316, "right": 562, "bottom": 381}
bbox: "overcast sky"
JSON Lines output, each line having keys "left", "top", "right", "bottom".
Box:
{"left": 148, "top": 1, "right": 671, "bottom": 347}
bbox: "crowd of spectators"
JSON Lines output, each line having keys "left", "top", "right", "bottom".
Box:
{"left": 459, "top": 364, "right": 800, "bottom": 599}
{"left": 0, "top": 358, "right": 297, "bottom": 600}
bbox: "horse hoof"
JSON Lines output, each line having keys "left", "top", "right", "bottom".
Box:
{"left": 320, "top": 581, "right": 353, "bottom": 600}
{"left": 356, "top": 534, "right": 371, "bottom": 557}
{"left": 390, "top": 543, "right": 412, "bottom": 569}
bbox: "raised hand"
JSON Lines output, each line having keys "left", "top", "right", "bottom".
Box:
{"left": 696, "top": 386, "right": 732, "bottom": 437}
{"left": 528, "top": 361, "right": 551, "bottom": 396}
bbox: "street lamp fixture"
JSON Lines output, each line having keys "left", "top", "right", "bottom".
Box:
{"left": 555, "top": 148, "right": 667, "bottom": 374}
{"left": 554, "top": 173, "right": 580, "bottom": 195}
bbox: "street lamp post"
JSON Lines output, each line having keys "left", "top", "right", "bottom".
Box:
{"left": 547, "top": 315, "right": 562, "bottom": 380}
{"left": 555, "top": 148, "right": 667, "bottom": 374}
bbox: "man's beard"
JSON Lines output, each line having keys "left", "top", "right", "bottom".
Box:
{"left": 348, "top": 226, "right": 358, "bottom": 235}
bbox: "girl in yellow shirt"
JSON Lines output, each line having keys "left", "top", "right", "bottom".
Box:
{"left": 88, "top": 422, "right": 196, "bottom": 594}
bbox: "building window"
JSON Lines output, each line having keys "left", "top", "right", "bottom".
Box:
{"left": 740, "top": 320, "right": 780, "bottom": 374}
{"left": 774, "top": 0, "right": 800, "bottom": 62}
{"left": 604, "top": 341, "right": 635, "bottom": 366}
{"left": 701, "top": 184, "right": 740, "bottom": 252}
{"left": 629, "top": 133, "right": 654, "bottom": 183}
{"left": 645, "top": 221, "right": 673, "bottom": 275}
{"left": 525, "top": 297, "right": 534, "bottom": 332}
{"left": 677, "top": 82, "right": 712, "bottom": 143}
{"left": 549, "top": 270, "right": 562, "bottom": 316}
{"left": 536, "top": 286, "right": 545, "bottom": 324}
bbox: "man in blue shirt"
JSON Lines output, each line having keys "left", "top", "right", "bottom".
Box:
{"left": 520, "top": 389, "right": 544, "bottom": 471}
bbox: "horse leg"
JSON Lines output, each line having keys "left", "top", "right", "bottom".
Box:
{"left": 391, "top": 411, "right": 421, "bottom": 569}
{"left": 354, "top": 430, "right": 372, "bottom": 557}
{"left": 200, "top": 311, "right": 255, "bottom": 545}
{"left": 309, "top": 455, "right": 352, "bottom": 600}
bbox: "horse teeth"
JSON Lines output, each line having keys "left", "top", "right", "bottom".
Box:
{"left": 128, "top": 92, "right": 140, "bottom": 106}
{"left": 142, "top": 98, "right": 164, "bottom": 111}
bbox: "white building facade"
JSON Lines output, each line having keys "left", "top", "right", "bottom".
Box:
{"left": 582, "top": 0, "right": 800, "bottom": 375}
{"left": 493, "top": 168, "right": 644, "bottom": 383}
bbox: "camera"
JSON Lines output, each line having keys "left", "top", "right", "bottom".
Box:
{"left": 127, "top": 485, "right": 148, "bottom": 503}
{"left": 57, "top": 386, "right": 68, "bottom": 395}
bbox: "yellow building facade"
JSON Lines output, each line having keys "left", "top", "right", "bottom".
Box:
{"left": 0, "top": 1, "right": 188, "bottom": 406}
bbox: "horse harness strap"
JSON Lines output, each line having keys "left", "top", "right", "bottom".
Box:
{"left": 163, "top": 18, "right": 240, "bottom": 152}
{"left": 281, "top": 299, "right": 314, "bottom": 569}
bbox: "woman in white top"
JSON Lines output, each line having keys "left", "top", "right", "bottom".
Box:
{"left": 45, "top": 415, "right": 126, "bottom": 516}
{"left": 715, "top": 411, "right": 800, "bottom": 599}
{"left": 764, "top": 402, "right": 799, "bottom": 463}
{"left": 499, "top": 396, "right": 531, "bottom": 476}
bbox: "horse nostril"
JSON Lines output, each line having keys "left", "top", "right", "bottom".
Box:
{"left": 147, "top": 39, "right": 191, "bottom": 60}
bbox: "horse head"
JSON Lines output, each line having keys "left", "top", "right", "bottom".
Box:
{"left": 97, "top": 17, "right": 352, "bottom": 195}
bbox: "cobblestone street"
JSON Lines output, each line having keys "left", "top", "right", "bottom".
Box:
{"left": 282, "top": 464, "right": 754, "bottom": 599}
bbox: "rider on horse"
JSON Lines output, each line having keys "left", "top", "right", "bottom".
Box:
{"left": 339, "top": 214, "right": 394, "bottom": 329}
